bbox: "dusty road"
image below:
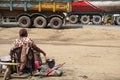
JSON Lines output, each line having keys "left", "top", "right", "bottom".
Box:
{"left": 0, "top": 26, "right": 120, "bottom": 80}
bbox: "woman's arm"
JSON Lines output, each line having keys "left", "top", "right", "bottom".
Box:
{"left": 32, "top": 43, "right": 46, "bottom": 56}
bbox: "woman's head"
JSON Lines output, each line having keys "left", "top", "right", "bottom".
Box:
{"left": 19, "top": 28, "right": 28, "bottom": 37}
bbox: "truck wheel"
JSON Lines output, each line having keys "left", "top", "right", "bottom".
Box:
{"left": 69, "top": 15, "right": 78, "bottom": 24}
{"left": 92, "top": 16, "right": 102, "bottom": 25}
{"left": 81, "top": 15, "right": 90, "bottom": 24}
{"left": 18, "top": 16, "right": 31, "bottom": 28}
{"left": 116, "top": 17, "right": 120, "bottom": 25}
{"left": 50, "top": 17, "right": 62, "bottom": 29}
{"left": 34, "top": 16, "right": 47, "bottom": 28}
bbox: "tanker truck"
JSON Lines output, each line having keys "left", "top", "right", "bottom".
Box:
{"left": 0, "top": 0, "right": 120, "bottom": 29}
{"left": 0, "top": 0, "right": 71, "bottom": 29}
{"left": 68, "top": 0, "right": 120, "bottom": 25}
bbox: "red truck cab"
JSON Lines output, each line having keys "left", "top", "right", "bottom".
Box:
{"left": 72, "top": 0, "right": 102, "bottom": 12}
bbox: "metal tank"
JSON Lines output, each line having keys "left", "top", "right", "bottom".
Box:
{"left": 91, "top": 1, "right": 120, "bottom": 13}
{"left": 0, "top": 0, "right": 71, "bottom": 12}
{"left": 72, "top": 1, "right": 120, "bottom": 13}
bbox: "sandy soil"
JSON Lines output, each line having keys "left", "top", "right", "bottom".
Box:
{"left": 0, "top": 26, "right": 120, "bottom": 80}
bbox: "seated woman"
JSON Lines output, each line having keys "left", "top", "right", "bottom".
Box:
{"left": 10, "top": 28, "right": 46, "bottom": 74}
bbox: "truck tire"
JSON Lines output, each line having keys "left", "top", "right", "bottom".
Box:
{"left": 92, "top": 16, "right": 102, "bottom": 25}
{"left": 116, "top": 16, "right": 120, "bottom": 25}
{"left": 50, "top": 17, "right": 62, "bottom": 29}
{"left": 34, "top": 16, "right": 47, "bottom": 28}
{"left": 69, "top": 15, "right": 78, "bottom": 24}
{"left": 81, "top": 15, "right": 90, "bottom": 24}
{"left": 18, "top": 16, "right": 31, "bottom": 28}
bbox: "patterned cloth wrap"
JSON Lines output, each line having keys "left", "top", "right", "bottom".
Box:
{"left": 13, "top": 37, "right": 33, "bottom": 62}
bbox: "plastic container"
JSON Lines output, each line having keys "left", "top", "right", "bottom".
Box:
{"left": 34, "top": 61, "right": 39, "bottom": 69}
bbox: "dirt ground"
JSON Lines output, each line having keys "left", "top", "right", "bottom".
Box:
{"left": 0, "top": 26, "right": 120, "bottom": 80}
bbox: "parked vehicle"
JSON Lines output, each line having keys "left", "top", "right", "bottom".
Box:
{"left": 0, "top": 0, "right": 120, "bottom": 28}
{"left": 0, "top": 0, "right": 71, "bottom": 29}
{"left": 68, "top": 0, "right": 120, "bottom": 25}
